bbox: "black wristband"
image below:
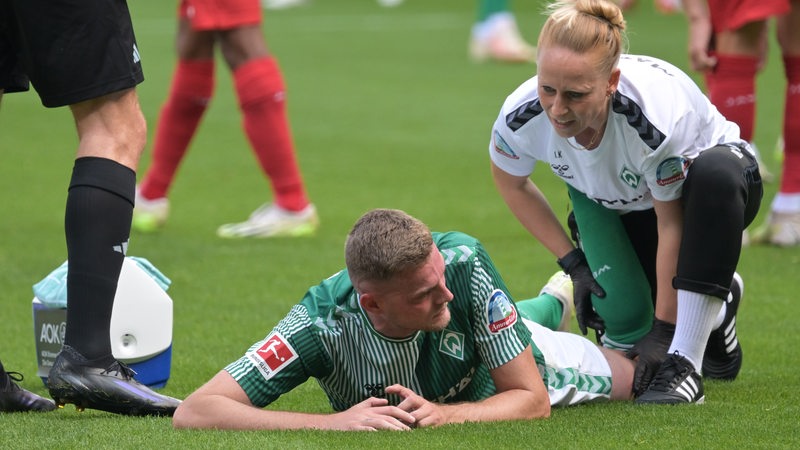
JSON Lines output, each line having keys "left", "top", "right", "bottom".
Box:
{"left": 557, "top": 248, "right": 586, "bottom": 274}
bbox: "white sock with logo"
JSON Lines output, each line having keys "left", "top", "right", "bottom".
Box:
{"left": 667, "top": 290, "right": 724, "bottom": 370}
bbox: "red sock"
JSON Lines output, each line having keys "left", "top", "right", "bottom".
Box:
{"left": 706, "top": 54, "right": 759, "bottom": 142}
{"left": 139, "top": 59, "right": 215, "bottom": 200}
{"left": 782, "top": 55, "right": 800, "bottom": 194}
{"left": 233, "top": 57, "right": 309, "bottom": 212}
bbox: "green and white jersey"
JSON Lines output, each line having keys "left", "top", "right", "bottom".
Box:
{"left": 225, "top": 232, "right": 543, "bottom": 411}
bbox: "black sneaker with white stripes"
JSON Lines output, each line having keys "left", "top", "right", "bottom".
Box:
{"left": 702, "top": 273, "right": 743, "bottom": 380}
{"left": 635, "top": 352, "right": 705, "bottom": 405}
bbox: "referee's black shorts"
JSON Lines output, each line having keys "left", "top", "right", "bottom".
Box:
{"left": 0, "top": 0, "right": 144, "bottom": 108}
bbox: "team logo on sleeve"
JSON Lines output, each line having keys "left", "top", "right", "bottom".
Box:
{"left": 655, "top": 157, "right": 689, "bottom": 186}
{"left": 247, "top": 331, "right": 298, "bottom": 380}
{"left": 493, "top": 131, "right": 520, "bottom": 160}
{"left": 486, "top": 289, "right": 517, "bottom": 333}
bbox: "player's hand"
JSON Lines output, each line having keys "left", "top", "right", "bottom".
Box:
{"left": 687, "top": 18, "right": 716, "bottom": 72}
{"left": 386, "top": 384, "right": 446, "bottom": 428}
{"left": 626, "top": 319, "right": 675, "bottom": 397}
{"left": 558, "top": 248, "right": 606, "bottom": 336}
{"left": 331, "top": 397, "right": 416, "bottom": 431}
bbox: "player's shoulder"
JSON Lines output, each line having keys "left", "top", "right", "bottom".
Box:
{"left": 618, "top": 54, "right": 701, "bottom": 103}
{"left": 502, "top": 76, "right": 539, "bottom": 110}
{"left": 298, "top": 269, "right": 360, "bottom": 319}
{"left": 615, "top": 54, "right": 706, "bottom": 141}
{"left": 498, "top": 77, "right": 545, "bottom": 131}
{"left": 434, "top": 231, "right": 486, "bottom": 266}
{"left": 619, "top": 54, "right": 689, "bottom": 80}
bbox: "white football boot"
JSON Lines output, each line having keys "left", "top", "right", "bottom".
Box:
{"left": 217, "top": 203, "right": 319, "bottom": 238}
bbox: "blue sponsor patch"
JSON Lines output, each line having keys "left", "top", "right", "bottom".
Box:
{"left": 655, "top": 157, "right": 688, "bottom": 186}
{"left": 493, "top": 131, "right": 519, "bottom": 160}
{"left": 486, "top": 289, "right": 517, "bottom": 333}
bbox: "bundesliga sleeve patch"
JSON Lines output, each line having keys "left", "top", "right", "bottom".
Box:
{"left": 486, "top": 289, "right": 517, "bottom": 333}
{"left": 246, "top": 331, "right": 299, "bottom": 380}
{"left": 656, "top": 157, "right": 689, "bottom": 186}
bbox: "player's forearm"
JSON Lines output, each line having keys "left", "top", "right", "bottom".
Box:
{"left": 172, "top": 394, "right": 336, "bottom": 430}
{"left": 681, "top": 0, "right": 710, "bottom": 24}
{"left": 491, "top": 165, "right": 575, "bottom": 258}
{"left": 438, "top": 389, "right": 550, "bottom": 424}
{"left": 519, "top": 185, "right": 576, "bottom": 259}
{"left": 653, "top": 201, "right": 682, "bottom": 323}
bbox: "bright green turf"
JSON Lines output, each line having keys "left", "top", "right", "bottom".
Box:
{"left": 1, "top": 1, "right": 798, "bottom": 448}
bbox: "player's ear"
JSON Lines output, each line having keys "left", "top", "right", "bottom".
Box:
{"left": 608, "top": 68, "right": 621, "bottom": 94}
{"left": 359, "top": 292, "right": 380, "bottom": 314}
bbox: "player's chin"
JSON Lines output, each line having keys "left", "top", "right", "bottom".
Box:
{"left": 428, "top": 309, "right": 451, "bottom": 331}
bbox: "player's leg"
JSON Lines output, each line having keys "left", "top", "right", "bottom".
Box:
{"left": 216, "top": 19, "right": 317, "bottom": 238}
{"left": 134, "top": 12, "right": 217, "bottom": 232}
{"left": 0, "top": 12, "right": 55, "bottom": 415}
{"left": 469, "top": 0, "right": 536, "bottom": 63}
{"left": 637, "top": 144, "right": 762, "bottom": 404}
{"left": 50, "top": 88, "right": 181, "bottom": 416}
{"left": 523, "top": 319, "right": 631, "bottom": 405}
{"left": 709, "top": 20, "right": 769, "bottom": 143}
{"left": 703, "top": 0, "right": 789, "bottom": 182}
{"left": 6, "top": 0, "right": 181, "bottom": 415}
{"left": 516, "top": 271, "right": 573, "bottom": 332}
{"left": 756, "top": 1, "right": 800, "bottom": 246}
{"left": 63, "top": 91, "right": 142, "bottom": 368}
{"left": 0, "top": 358, "right": 55, "bottom": 412}
{"left": 597, "top": 346, "right": 634, "bottom": 400}
{"left": 567, "top": 185, "right": 654, "bottom": 349}
{"left": 63, "top": 91, "right": 144, "bottom": 368}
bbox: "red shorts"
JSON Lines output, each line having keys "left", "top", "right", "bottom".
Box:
{"left": 708, "top": 0, "right": 791, "bottom": 32}
{"left": 179, "top": 0, "right": 262, "bottom": 30}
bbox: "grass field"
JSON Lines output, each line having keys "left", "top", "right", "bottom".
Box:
{"left": 1, "top": 1, "right": 799, "bottom": 448}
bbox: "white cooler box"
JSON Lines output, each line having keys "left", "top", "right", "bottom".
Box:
{"left": 32, "top": 258, "right": 173, "bottom": 388}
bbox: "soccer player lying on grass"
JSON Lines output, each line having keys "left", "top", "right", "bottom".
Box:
{"left": 173, "top": 209, "right": 634, "bottom": 431}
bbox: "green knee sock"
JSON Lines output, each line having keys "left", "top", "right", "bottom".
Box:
{"left": 516, "top": 294, "right": 562, "bottom": 331}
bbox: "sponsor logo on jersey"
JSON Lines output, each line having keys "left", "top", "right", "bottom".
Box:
{"left": 363, "top": 383, "right": 385, "bottom": 398}
{"left": 247, "top": 331, "right": 298, "bottom": 380}
{"left": 619, "top": 166, "right": 641, "bottom": 189}
{"left": 436, "top": 366, "right": 477, "bottom": 403}
{"left": 439, "top": 329, "right": 465, "bottom": 360}
{"left": 493, "top": 131, "right": 519, "bottom": 159}
{"left": 656, "top": 157, "right": 688, "bottom": 186}
{"left": 486, "top": 289, "right": 517, "bottom": 333}
{"left": 591, "top": 194, "right": 646, "bottom": 207}
{"left": 551, "top": 163, "right": 572, "bottom": 179}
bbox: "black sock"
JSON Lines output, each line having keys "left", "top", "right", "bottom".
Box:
{"left": 63, "top": 157, "right": 135, "bottom": 362}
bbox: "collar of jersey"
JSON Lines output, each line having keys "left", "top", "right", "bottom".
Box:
{"left": 356, "top": 293, "right": 423, "bottom": 343}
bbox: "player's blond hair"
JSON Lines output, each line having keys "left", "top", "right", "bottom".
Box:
{"left": 345, "top": 209, "right": 433, "bottom": 287}
{"left": 538, "top": 0, "right": 628, "bottom": 75}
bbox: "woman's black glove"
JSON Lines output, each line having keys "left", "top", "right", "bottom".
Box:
{"left": 557, "top": 248, "right": 606, "bottom": 336}
{"left": 626, "top": 319, "right": 676, "bottom": 396}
